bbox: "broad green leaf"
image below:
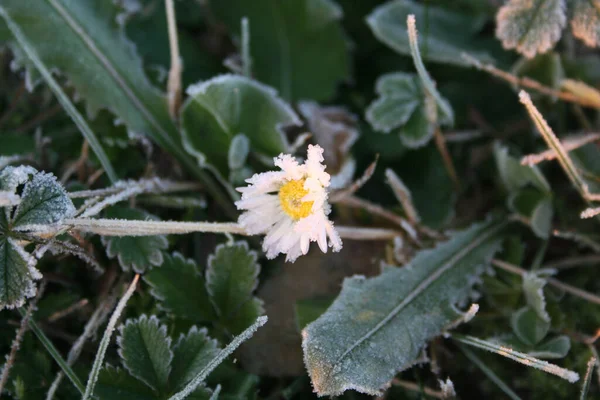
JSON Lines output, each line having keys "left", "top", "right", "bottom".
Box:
{"left": 523, "top": 272, "right": 550, "bottom": 322}
{"left": 511, "top": 307, "right": 550, "bottom": 346}
{"left": 96, "top": 366, "right": 156, "bottom": 400}
{"left": 529, "top": 335, "right": 570, "bottom": 359}
{"left": 181, "top": 75, "right": 298, "bottom": 180}
{"left": 0, "top": 0, "right": 201, "bottom": 184}
{"left": 144, "top": 252, "right": 215, "bottom": 321}
{"left": 117, "top": 315, "right": 173, "bottom": 393}
{"left": 366, "top": 0, "right": 493, "bottom": 67}
{"left": 206, "top": 241, "right": 264, "bottom": 335}
{"left": 11, "top": 171, "right": 75, "bottom": 229}
{"left": 209, "top": 0, "right": 350, "bottom": 101}
{"left": 170, "top": 326, "right": 220, "bottom": 392}
{"left": 302, "top": 219, "right": 505, "bottom": 396}
{"left": 228, "top": 134, "right": 250, "bottom": 171}
{"left": 0, "top": 235, "right": 40, "bottom": 309}
{"left": 571, "top": 0, "right": 600, "bottom": 47}
{"left": 495, "top": 0, "right": 566, "bottom": 58}
{"left": 101, "top": 207, "right": 168, "bottom": 273}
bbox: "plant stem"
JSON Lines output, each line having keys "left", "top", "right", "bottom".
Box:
{"left": 165, "top": 0, "right": 182, "bottom": 118}
{"left": 18, "top": 308, "right": 85, "bottom": 394}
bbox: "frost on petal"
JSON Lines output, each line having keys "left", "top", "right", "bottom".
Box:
{"left": 237, "top": 171, "right": 285, "bottom": 198}
{"left": 496, "top": 0, "right": 566, "bottom": 58}
{"left": 274, "top": 154, "right": 304, "bottom": 180}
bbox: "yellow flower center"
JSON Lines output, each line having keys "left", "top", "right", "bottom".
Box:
{"left": 278, "top": 179, "right": 314, "bottom": 220}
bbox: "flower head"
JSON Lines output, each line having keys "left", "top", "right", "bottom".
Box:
{"left": 235, "top": 144, "right": 342, "bottom": 262}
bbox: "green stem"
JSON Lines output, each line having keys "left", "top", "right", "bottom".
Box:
{"left": 18, "top": 307, "right": 85, "bottom": 395}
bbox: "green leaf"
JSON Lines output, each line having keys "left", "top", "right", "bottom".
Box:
{"left": 511, "top": 307, "right": 550, "bottom": 347}
{"left": 228, "top": 134, "right": 250, "bottom": 171}
{"left": 494, "top": 143, "right": 550, "bottom": 193}
{"left": 95, "top": 366, "right": 157, "bottom": 400}
{"left": 209, "top": 0, "right": 350, "bottom": 101}
{"left": 12, "top": 171, "right": 75, "bottom": 229}
{"left": 144, "top": 252, "right": 215, "bottom": 321}
{"left": 302, "top": 219, "right": 505, "bottom": 396}
{"left": 571, "top": 0, "right": 600, "bottom": 47}
{"left": 0, "top": 235, "right": 40, "bottom": 310}
{"left": 181, "top": 75, "right": 299, "bottom": 180}
{"left": 206, "top": 241, "right": 264, "bottom": 335}
{"left": 529, "top": 335, "right": 570, "bottom": 359}
{"left": 523, "top": 272, "right": 550, "bottom": 322}
{"left": 169, "top": 327, "right": 220, "bottom": 392}
{"left": 366, "top": 0, "right": 493, "bottom": 67}
{"left": 495, "top": 0, "right": 566, "bottom": 58}
{"left": 0, "top": 0, "right": 180, "bottom": 153}
{"left": 117, "top": 315, "right": 173, "bottom": 393}
{"left": 366, "top": 72, "right": 452, "bottom": 148}
{"left": 494, "top": 144, "right": 553, "bottom": 238}
{"left": 101, "top": 207, "right": 168, "bottom": 273}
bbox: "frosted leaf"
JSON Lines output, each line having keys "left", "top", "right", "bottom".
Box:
{"left": 302, "top": 219, "right": 505, "bottom": 396}
{"left": 228, "top": 134, "right": 250, "bottom": 170}
{"left": 117, "top": 315, "right": 173, "bottom": 392}
{"left": 365, "top": 72, "right": 453, "bottom": 149}
{"left": 571, "top": 0, "right": 600, "bottom": 47}
{"left": 0, "top": 165, "right": 37, "bottom": 193}
{"left": 496, "top": 0, "right": 566, "bottom": 58}
{"left": 0, "top": 235, "right": 41, "bottom": 310}
{"left": 101, "top": 207, "right": 168, "bottom": 273}
{"left": 169, "top": 326, "right": 220, "bottom": 391}
{"left": 511, "top": 307, "right": 550, "bottom": 346}
{"left": 523, "top": 272, "right": 550, "bottom": 322}
{"left": 11, "top": 171, "right": 75, "bottom": 229}
{"left": 206, "top": 241, "right": 264, "bottom": 335}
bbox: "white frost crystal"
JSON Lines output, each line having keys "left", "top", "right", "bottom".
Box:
{"left": 235, "top": 145, "right": 342, "bottom": 262}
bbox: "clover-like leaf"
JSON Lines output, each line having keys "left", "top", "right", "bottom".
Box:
{"left": 511, "top": 307, "right": 550, "bottom": 347}
{"left": 366, "top": 72, "right": 452, "bottom": 148}
{"left": 571, "top": 0, "right": 600, "bottom": 47}
{"left": 101, "top": 207, "right": 168, "bottom": 273}
{"left": 144, "top": 252, "right": 215, "bottom": 321}
{"left": 494, "top": 143, "right": 553, "bottom": 238}
{"left": 367, "top": 0, "right": 493, "bottom": 67}
{"left": 206, "top": 241, "right": 264, "bottom": 335}
{"left": 181, "top": 75, "right": 300, "bottom": 180}
{"left": 170, "top": 326, "right": 221, "bottom": 392}
{"left": 117, "top": 315, "right": 173, "bottom": 393}
{"left": 209, "top": 0, "right": 350, "bottom": 101}
{"left": 496, "top": 0, "right": 566, "bottom": 58}
{"left": 11, "top": 171, "right": 75, "bottom": 229}
{"left": 302, "top": 219, "right": 505, "bottom": 396}
{"left": 529, "top": 335, "right": 571, "bottom": 359}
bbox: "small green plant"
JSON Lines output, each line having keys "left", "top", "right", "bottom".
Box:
{"left": 1, "top": 0, "right": 600, "bottom": 399}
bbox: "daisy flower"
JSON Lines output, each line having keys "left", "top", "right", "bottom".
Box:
{"left": 235, "top": 144, "right": 342, "bottom": 262}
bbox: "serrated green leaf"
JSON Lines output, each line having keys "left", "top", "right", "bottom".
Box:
{"left": 117, "top": 315, "right": 173, "bottom": 393}
{"left": 571, "top": 0, "right": 600, "bottom": 47}
{"left": 495, "top": 0, "right": 566, "bottom": 58}
{"left": 367, "top": 0, "right": 493, "bottom": 67}
{"left": 523, "top": 272, "right": 550, "bottom": 322}
{"left": 181, "top": 75, "right": 298, "bottom": 180}
{"left": 0, "top": 234, "right": 41, "bottom": 310}
{"left": 11, "top": 171, "right": 75, "bottom": 229}
{"left": 144, "top": 252, "right": 215, "bottom": 321}
{"left": 95, "top": 366, "right": 157, "bottom": 400}
{"left": 529, "top": 335, "right": 570, "bottom": 359}
{"left": 209, "top": 0, "right": 350, "bottom": 101}
{"left": 170, "top": 326, "right": 220, "bottom": 392}
{"left": 302, "top": 219, "right": 505, "bottom": 396}
{"left": 511, "top": 307, "right": 550, "bottom": 347}
{"left": 206, "top": 241, "right": 264, "bottom": 335}
{"left": 101, "top": 207, "right": 168, "bottom": 273}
